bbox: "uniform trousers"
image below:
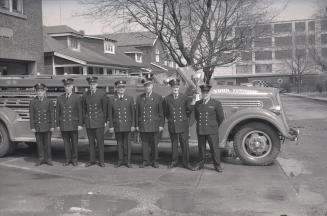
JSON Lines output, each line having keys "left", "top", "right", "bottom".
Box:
{"left": 35, "top": 132, "right": 52, "bottom": 162}
{"left": 115, "top": 132, "right": 131, "bottom": 164}
{"left": 61, "top": 130, "right": 78, "bottom": 163}
{"left": 197, "top": 133, "right": 220, "bottom": 166}
{"left": 169, "top": 130, "right": 190, "bottom": 166}
{"left": 140, "top": 132, "right": 160, "bottom": 164}
{"left": 86, "top": 127, "right": 105, "bottom": 163}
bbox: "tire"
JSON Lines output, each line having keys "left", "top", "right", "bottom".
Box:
{"left": 234, "top": 122, "right": 280, "bottom": 166}
{"left": 0, "top": 123, "right": 13, "bottom": 157}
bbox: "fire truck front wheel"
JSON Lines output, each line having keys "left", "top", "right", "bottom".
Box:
{"left": 233, "top": 122, "right": 280, "bottom": 166}
{"left": 0, "top": 122, "right": 14, "bottom": 157}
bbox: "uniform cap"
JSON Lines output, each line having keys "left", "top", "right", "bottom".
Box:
{"left": 168, "top": 78, "right": 180, "bottom": 86}
{"left": 142, "top": 78, "right": 153, "bottom": 86}
{"left": 62, "top": 78, "right": 74, "bottom": 85}
{"left": 115, "top": 80, "right": 126, "bottom": 87}
{"left": 86, "top": 76, "right": 98, "bottom": 84}
{"left": 34, "top": 83, "right": 47, "bottom": 90}
{"left": 199, "top": 84, "right": 212, "bottom": 92}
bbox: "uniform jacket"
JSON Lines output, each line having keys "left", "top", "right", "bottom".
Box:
{"left": 194, "top": 98, "right": 224, "bottom": 135}
{"left": 108, "top": 94, "right": 135, "bottom": 132}
{"left": 56, "top": 93, "right": 83, "bottom": 131}
{"left": 163, "top": 93, "right": 192, "bottom": 133}
{"left": 136, "top": 92, "right": 164, "bottom": 132}
{"left": 82, "top": 89, "right": 107, "bottom": 128}
{"left": 29, "top": 97, "right": 55, "bottom": 132}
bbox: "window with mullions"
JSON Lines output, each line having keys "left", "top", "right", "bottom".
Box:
{"left": 0, "top": 0, "right": 23, "bottom": 14}
{"left": 104, "top": 40, "right": 115, "bottom": 54}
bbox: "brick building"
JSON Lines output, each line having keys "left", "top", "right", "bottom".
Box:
{"left": 0, "top": 0, "right": 43, "bottom": 75}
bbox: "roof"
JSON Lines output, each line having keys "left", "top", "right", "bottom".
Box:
{"left": 44, "top": 25, "right": 84, "bottom": 36}
{"left": 119, "top": 46, "right": 143, "bottom": 54}
{"left": 44, "top": 33, "right": 142, "bottom": 68}
{"left": 97, "top": 31, "right": 157, "bottom": 47}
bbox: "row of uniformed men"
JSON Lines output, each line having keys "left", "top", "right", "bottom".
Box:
{"left": 29, "top": 76, "right": 224, "bottom": 172}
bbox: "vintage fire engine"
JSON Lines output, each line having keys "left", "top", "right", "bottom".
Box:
{"left": 0, "top": 68, "right": 298, "bottom": 165}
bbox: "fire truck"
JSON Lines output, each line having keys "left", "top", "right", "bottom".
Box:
{"left": 0, "top": 68, "right": 298, "bottom": 165}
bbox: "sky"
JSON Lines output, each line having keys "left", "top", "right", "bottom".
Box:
{"left": 42, "top": 0, "right": 322, "bottom": 35}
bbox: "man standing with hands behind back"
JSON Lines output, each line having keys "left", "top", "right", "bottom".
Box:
{"left": 82, "top": 76, "right": 107, "bottom": 167}
{"left": 56, "top": 78, "right": 83, "bottom": 166}
{"left": 136, "top": 78, "right": 164, "bottom": 168}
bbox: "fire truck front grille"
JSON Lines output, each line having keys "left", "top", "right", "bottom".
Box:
{"left": 0, "top": 98, "right": 32, "bottom": 120}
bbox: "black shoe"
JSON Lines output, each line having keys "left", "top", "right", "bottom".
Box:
{"left": 63, "top": 161, "right": 70, "bottom": 166}
{"left": 126, "top": 163, "right": 132, "bottom": 168}
{"left": 152, "top": 162, "right": 159, "bottom": 168}
{"left": 35, "top": 161, "right": 43, "bottom": 166}
{"left": 46, "top": 161, "right": 53, "bottom": 166}
{"left": 168, "top": 162, "right": 178, "bottom": 169}
{"left": 98, "top": 162, "right": 105, "bottom": 167}
{"left": 139, "top": 161, "right": 149, "bottom": 168}
{"left": 72, "top": 162, "right": 78, "bottom": 167}
{"left": 85, "top": 162, "right": 96, "bottom": 167}
{"left": 214, "top": 165, "right": 223, "bottom": 173}
{"left": 184, "top": 164, "right": 196, "bottom": 171}
{"left": 115, "top": 161, "right": 123, "bottom": 168}
{"left": 195, "top": 162, "right": 204, "bottom": 170}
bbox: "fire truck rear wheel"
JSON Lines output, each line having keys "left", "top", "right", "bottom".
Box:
{"left": 234, "top": 122, "right": 280, "bottom": 166}
{"left": 0, "top": 123, "right": 13, "bottom": 157}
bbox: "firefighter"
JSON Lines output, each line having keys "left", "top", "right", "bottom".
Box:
{"left": 163, "top": 78, "right": 196, "bottom": 171}
{"left": 108, "top": 80, "right": 135, "bottom": 168}
{"left": 136, "top": 78, "right": 164, "bottom": 168}
{"left": 29, "top": 83, "right": 55, "bottom": 166}
{"left": 193, "top": 84, "right": 224, "bottom": 173}
{"left": 56, "top": 78, "right": 83, "bottom": 166}
{"left": 82, "top": 76, "right": 107, "bottom": 167}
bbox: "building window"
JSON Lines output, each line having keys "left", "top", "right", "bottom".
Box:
{"left": 295, "top": 22, "right": 305, "bottom": 32}
{"left": 254, "top": 37, "right": 272, "bottom": 47}
{"left": 164, "top": 61, "right": 168, "bottom": 66}
{"left": 322, "top": 48, "right": 327, "bottom": 58}
{"left": 104, "top": 41, "right": 115, "bottom": 54}
{"left": 295, "top": 35, "right": 306, "bottom": 45}
{"left": 0, "top": 0, "right": 23, "bottom": 14}
{"left": 274, "top": 23, "right": 292, "bottom": 34}
{"left": 275, "top": 50, "right": 292, "bottom": 59}
{"left": 241, "top": 52, "right": 252, "bottom": 61}
{"left": 255, "top": 64, "right": 272, "bottom": 73}
{"left": 275, "top": 36, "right": 292, "bottom": 47}
{"left": 169, "top": 61, "right": 174, "bottom": 68}
{"left": 68, "top": 36, "right": 80, "bottom": 51}
{"left": 321, "top": 34, "right": 327, "bottom": 44}
{"left": 295, "top": 49, "right": 306, "bottom": 58}
{"left": 236, "top": 65, "right": 252, "bottom": 74}
{"left": 308, "top": 34, "right": 315, "bottom": 45}
{"left": 321, "top": 20, "right": 327, "bottom": 31}
{"left": 308, "top": 21, "right": 315, "bottom": 31}
{"left": 135, "top": 53, "right": 142, "bottom": 63}
{"left": 255, "top": 24, "right": 272, "bottom": 35}
{"left": 155, "top": 49, "right": 160, "bottom": 62}
{"left": 255, "top": 51, "right": 272, "bottom": 60}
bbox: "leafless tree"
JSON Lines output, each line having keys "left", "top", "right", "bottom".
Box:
{"left": 80, "top": 0, "right": 274, "bottom": 83}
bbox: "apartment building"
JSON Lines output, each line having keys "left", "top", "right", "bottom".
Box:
{"left": 214, "top": 18, "right": 327, "bottom": 85}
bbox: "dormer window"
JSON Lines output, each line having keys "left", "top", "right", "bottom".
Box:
{"left": 135, "top": 53, "right": 142, "bottom": 63}
{"left": 0, "top": 0, "right": 23, "bottom": 14}
{"left": 68, "top": 36, "right": 80, "bottom": 51}
{"left": 104, "top": 40, "right": 115, "bottom": 54}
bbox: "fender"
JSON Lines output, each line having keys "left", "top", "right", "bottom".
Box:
{"left": 218, "top": 107, "right": 288, "bottom": 147}
{"left": 0, "top": 107, "right": 20, "bottom": 141}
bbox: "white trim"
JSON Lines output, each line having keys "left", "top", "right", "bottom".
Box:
{"left": 48, "top": 33, "right": 83, "bottom": 38}
{"left": 123, "top": 51, "right": 143, "bottom": 54}
{"left": 83, "top": 35, "right": 104, "bottom": 40}
{"left": 152, "top": 36, "right": 158, "bottom": 46}
{"left": 54, "top": 52, "right": 86, "bottom": 65}
{"left": 150, "top": 62, "right": 168, "bottom": 71}
{"left": 87, "top": 64, "right": 130, "bottom": 70}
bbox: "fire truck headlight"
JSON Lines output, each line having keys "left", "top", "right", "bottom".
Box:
{"left": 269, "top": 106, "right": 281, "bottom": 115}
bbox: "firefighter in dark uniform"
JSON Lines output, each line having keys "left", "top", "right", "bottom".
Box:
{"left": 163, "top": 78, "right": 195, "bottom": 170}
{"left": 193, "top": 84, "right": 224, "bottom": 172}
{"left": 29, "top": 83, "right": 55, "bottom": 166}
{"left": 82, "top": 76, "right": 107, "bottom": 167}
{"left": 56, "top": 78, "right": 83, "bottom": 166}
{"left": 136, "top": 78, "right": 164, "bottom": 168}
{"left": 108, "top": 80, "right": 135, "bottom": 168}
